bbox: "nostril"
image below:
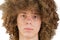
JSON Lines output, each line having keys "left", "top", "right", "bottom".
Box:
{"left": 25, "top": 16, "right": 32, "bottom": 24}
{"left": 26, "top": 19, "right": 32, "bottom": 24}
{"left": 26, "top": 22, "right": 31, "bottom": 24}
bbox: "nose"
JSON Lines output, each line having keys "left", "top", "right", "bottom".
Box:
{"left": 26, "top": 16, "right": 32, "bottom": 24}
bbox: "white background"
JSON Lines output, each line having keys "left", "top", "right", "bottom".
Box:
{"left": 0, "top": 0, "right": 60, "bottom": 40}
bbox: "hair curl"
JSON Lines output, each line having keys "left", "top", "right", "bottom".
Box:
{"left": 1, "top": 0, "right": 59, "bottom": 40}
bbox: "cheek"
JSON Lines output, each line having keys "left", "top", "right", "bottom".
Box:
{"left": 17, "top": 21, "right": 25, "bottom": 28}
{"left": 33, "top": 20, "right": 41, "bottom": 28}
{"left": 17, "top": 17, "right": 24, "bottom": 30}
{"left": 33, "top": 20, "right": 41, "bottom": 32}
{"left": 17, "top": 16, "right": 24, "bottom": 26}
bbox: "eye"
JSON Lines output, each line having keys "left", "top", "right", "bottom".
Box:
{"left": 33, "top": 15, "right": 37, "bottom": 19}
{"left": 21, "top": 15, "right": 25, "bottom": 18}
{"left": 21, "top": 15, "right": 25, "bottom": 17}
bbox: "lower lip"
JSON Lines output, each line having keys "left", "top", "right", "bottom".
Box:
{"left": 24, "top": 28, "right": 33, "bottom": 30}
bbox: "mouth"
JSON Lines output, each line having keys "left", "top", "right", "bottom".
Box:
{"left": 24, "top": 28, "right": 33, "bottom": 30}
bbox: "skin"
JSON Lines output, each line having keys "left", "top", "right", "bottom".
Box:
{"left": 17, "top": 9, "right": 41, "bottom": 40}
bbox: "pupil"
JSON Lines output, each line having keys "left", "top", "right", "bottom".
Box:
{"left": 22, "top": 15, "right": 25, "bottom": 17}
{"left": 34, "top": 16, "right": 36, "bottom": 18}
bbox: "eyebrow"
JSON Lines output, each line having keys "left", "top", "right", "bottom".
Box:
{"left": 19, "top": 11, "right": 40, "bottom": 15}
{"left": 20, "top": 12, "right": 26, "bottom": 14}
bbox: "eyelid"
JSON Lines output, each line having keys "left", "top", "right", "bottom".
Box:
{"left": 20, "top": 13, "right": 26, "bottom": 15}
{"left": 33, "top": 15, "right": 37, "bottom": 17}
{"left": 21, "top": 14, "right": 25, "bottom": 17}
{"left": 33, "top": 15, "right": 38, "bottom": 17}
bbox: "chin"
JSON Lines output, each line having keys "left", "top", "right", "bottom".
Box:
{"left": 23, "top": 33, "right": 35, "bottom": 38}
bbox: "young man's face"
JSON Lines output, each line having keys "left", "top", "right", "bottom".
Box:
{"left": 17, "top": 9, "right": 41, "bottom": 38}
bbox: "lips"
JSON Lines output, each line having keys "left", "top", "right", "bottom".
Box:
{"left": 24, "top": 28, "right": 33, "bottom": 30}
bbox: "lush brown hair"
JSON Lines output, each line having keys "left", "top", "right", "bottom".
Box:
{"left": 1, "top": 0, "right": 59, "bottom": 40}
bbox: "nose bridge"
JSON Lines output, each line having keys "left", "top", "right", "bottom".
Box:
{"left": 25, "top": 15, "right": 32, "bottom": 24}
{"left": 26, "top": 15, "right": 32, "bottom": 21}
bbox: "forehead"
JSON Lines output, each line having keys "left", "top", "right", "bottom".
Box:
{"left": 17, "top": 7, "right": 40, "bottom": 15}
{"left": 16, "top": 4, "right": 40, "bottom": 16}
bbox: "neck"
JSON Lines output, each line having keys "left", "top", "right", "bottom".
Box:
{"left": 19, "top": 33, "right": 39, "bottom": 40}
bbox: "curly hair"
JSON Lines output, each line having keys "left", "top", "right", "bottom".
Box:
{"left": 1, "top": 0, "right": 59, "bottom": 40}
